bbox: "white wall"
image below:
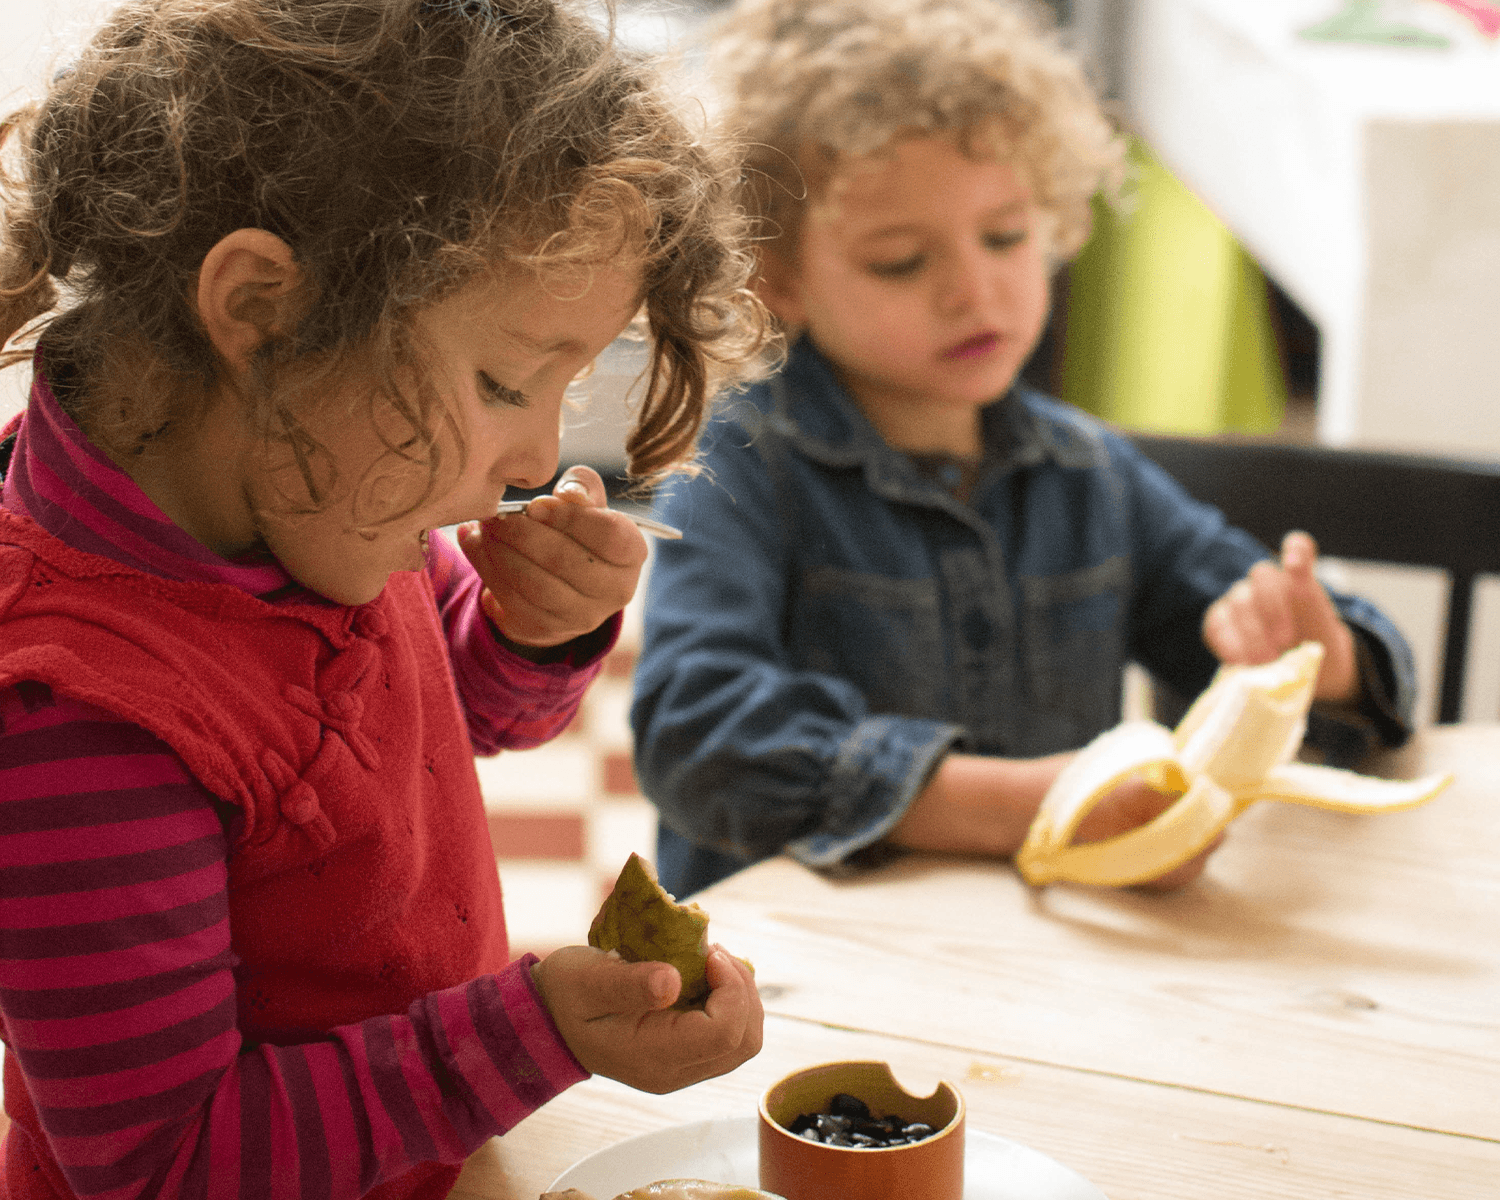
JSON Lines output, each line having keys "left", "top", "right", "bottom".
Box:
{"left": 2, "top": 1, "right": 114, "bottom": 422}
{"left": 0, "top": 0, "right": 113, "bottom": 108}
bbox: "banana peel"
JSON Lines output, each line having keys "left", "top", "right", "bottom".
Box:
{"left": 1016, "top": 642, "right": 1452, "bottom": 887}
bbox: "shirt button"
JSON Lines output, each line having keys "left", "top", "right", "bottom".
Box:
{"left": 962, "top": 611, "right": 993, "bottom": 651}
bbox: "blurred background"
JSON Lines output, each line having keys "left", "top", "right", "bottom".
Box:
{"left": 3, "top": 0, "right": 1498, "bottom": 958}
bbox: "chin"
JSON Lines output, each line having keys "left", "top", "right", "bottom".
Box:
{"left": 310, "top": 576, "right": 391, "bottom": 606}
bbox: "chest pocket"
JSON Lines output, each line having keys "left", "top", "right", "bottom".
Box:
{"left": 1018, "top": 556, "right": 1129, "bottom": 746}
{"left": 792, "top": 565, "right": 945, "bottom": 719}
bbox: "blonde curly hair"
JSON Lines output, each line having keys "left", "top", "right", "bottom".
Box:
{"left": 0, "top": 0, "right": 768, "bottom": 501}
{"left": 708, "top": 0, "right": 1124, "bottom": 267}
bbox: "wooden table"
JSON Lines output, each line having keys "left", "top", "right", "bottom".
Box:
{"left": 462, "top": 724, "right": 1500, "bottom": 1199}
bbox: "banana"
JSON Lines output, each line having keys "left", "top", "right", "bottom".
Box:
{"left": 1016, "top": 642, "right": 1452, "bottom": 887}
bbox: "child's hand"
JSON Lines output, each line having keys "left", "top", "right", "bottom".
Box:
{"left": 1073, "top": 775, "right": 1223, "bottom": 891}
{"left": 1202, "top": 530, "right": 1359, "bottom": 703}
{"left": 457, "top": 466, "right": 648, "bottom": 650}
{"left": 531, "top": 944, "right": 764, "bottom": 1094}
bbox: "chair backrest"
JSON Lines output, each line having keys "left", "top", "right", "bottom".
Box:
{"left": 1130, "top": 433, "right": 1500, "bottom": 723}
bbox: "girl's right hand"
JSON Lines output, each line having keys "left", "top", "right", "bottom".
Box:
{"left": 531, "top": 944, "right": 764, "bottom": 1094}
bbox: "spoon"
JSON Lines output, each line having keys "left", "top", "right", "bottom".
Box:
{"left": 493, "top": 500, "right": 682, "bottom": 540}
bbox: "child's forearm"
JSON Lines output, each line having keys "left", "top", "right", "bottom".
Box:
{"left": 886, "top": 751, "right": 1072, "bottom": 858}
{"left": 430, "top": 530, "right": 612, "bottom": 754}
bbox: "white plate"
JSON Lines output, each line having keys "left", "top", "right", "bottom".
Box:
{"left": 547, "top": 1116, "right": 1107, "bottom": 1199}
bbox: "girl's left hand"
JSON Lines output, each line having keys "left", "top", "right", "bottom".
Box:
{"left": 457, "top": 466, "right": 647, "bottom": 650}
{"left": 531, "top": 944, "right": 764, "bottom": 1095}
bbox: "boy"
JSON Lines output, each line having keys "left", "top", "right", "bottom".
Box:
{"left": 631, "top": 0, "right": 1414, "bottom": 898}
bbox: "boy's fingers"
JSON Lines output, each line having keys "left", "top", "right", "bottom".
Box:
{"left": 1278, "top": 530, "right": 1350, "bottom": 641}
{"left": 1280, "top": 530, "right": 1318, "bottom": 579}
{"left": 1137, "top": 830, "right": 1225, "bottom": 891}
{"left": 1203, "top": 595, "right": 1247, "bottom": 662}
{"left": 1208, "top": 578, "right": 1292, "bottom": 666}
{"left": 1223, "top": 580, "right": 1276, "bottom": 660}
{"left": 1246, "top": 561, "right": 1296, "bottom": 649}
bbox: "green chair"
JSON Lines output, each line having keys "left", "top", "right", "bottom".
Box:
{"left": 1062, "top": 140, "right": 1287, "bottom": 435}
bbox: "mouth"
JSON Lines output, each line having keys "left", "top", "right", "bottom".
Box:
{"left": 942, "top": 332, "right": 1002, "bottom": 361}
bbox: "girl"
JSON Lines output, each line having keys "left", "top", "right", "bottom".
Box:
{"left": 0, "top": 2, "right": 766, "bottom": 1197}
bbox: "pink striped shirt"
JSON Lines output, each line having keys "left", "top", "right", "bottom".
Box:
{"left": 0, "top": 373, "right": 608, "bottom": 1198}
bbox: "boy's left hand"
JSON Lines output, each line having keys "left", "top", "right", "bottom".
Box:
{"left": 1202, "top": 530, "right": 1358, "bottom": 703}
{"left": 457, "top": 466, "right": 647, "bottom": 650}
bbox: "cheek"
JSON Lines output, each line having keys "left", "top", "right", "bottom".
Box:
{"left": 1012, "top": 257, "right": 1053, "bottom": 335}
{"left": 822, "top": 279, "right": 923, "bottom": 343}
{"left": 351, "top": 457, "right": 442, "bottom": 526}
{"left": 1027, "top": 242, "right": 1054, "bottom": 298}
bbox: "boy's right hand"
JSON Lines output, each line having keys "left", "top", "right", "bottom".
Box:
{"left": 531, "top": 945, "right": 763, "bottom": 1094}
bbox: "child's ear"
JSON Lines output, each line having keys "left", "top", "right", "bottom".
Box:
{"left": 752, "top": 247, "right": 807, "bottom": 329}
{"left": 195, "top": 228, "right": 304, "bottom": 373}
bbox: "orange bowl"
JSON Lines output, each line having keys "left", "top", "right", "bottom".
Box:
{"left": 758, "top": 1061, "right": 964, "bottom": 1200}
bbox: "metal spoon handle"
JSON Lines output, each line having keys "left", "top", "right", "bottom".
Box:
{"left": 493, "top": 500, "right": 682, "bottom": 540}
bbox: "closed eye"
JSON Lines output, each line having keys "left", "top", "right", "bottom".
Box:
{"left": 867, "top": 254, "right": 925, "bottom": 279}
{"left": 984, "top": 229, "right": 1028, "bottom": 252}
{"left": 478, "top": 372, "right": 528, "bottom": 408}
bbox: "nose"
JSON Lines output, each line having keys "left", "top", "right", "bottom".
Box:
{"left": 935, "top": 245, "right": 999, "bottom": 317}
{"left": 491, "top": 396, "right": 563, "bottom": 492}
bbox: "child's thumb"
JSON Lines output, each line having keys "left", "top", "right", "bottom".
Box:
{"left": 600, "top": 956, "right": 681, "bottom": 1011}
{"left": 640, "top": 961, "right": 682, "bottom": 1009}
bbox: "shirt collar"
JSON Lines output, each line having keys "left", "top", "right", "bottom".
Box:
{"left": 4, "top": 363, "right": 298, "bottom": 596}
{"left": 765, "top": 336, "right": 1093, "bottom": 485}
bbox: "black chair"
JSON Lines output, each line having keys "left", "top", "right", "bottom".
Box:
{"left": 1130, "top": 433, "right": 1500, "bottom": 723}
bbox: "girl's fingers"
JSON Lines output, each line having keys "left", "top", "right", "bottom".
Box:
{"left": 520, "top": 499, "right": 647, "bottom": 570}
{"left": 553, "top": 464, "right": 607, "bottom": 507}
{"left": 475, "top": 516, "right": 638, "bottom": 606}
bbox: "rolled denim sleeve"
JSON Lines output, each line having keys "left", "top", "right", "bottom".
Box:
{"left": 631, "top": 421, "right": 963, "bottom": 874}
{"left": 785, "top": 714, "right": 960, "bottom": 868}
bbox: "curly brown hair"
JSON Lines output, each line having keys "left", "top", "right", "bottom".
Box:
{"left": 0, "top": 0, "right": 766, "bottom": 499}
{"left": 707, "top": 0, "right": 1124, "bottom": 269}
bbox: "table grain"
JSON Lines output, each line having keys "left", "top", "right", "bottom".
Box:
{"left": 460, "top": 724, "right": 1499, "bottom": 1199}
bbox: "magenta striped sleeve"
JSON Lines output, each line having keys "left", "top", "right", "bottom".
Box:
{"left": 0, "top": 687, "right": 587, "bottom": 1200}
{"left": 426, "top": 529, "right": 617, "bottom": 756}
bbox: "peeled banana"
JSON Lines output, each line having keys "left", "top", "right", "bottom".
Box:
{"left": 1016, "top": 642, "right": 1452, "bottom": 887}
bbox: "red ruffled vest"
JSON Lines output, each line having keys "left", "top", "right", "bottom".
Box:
{"left": 0, "top": 508, "right": 509, "bottom": 1199}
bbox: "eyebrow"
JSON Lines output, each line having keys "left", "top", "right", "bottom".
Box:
{"left": 504, "top": 330, "right": 588, "bottom": 357}
{"left": 854, "top": 201, "right": 1032, "bottom": 241}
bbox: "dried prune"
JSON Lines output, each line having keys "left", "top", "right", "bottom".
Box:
{"left": 784, "top": 1095, "right": 939, "bottom": 1148}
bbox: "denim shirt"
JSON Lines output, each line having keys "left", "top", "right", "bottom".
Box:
{"left": 631, "top": 340, "right": 1416, "bottom": 897}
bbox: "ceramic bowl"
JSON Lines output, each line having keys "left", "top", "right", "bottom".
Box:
{"left": 758, "top": 1060, "right": 964, "bottom": 1200}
